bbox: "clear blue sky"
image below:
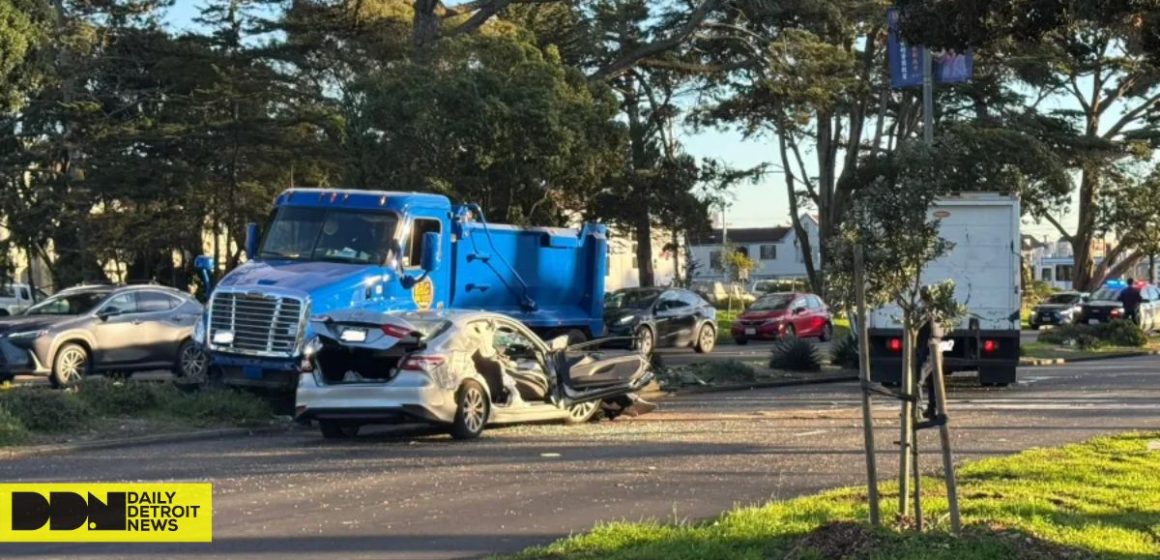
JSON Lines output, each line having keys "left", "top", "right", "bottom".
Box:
{"left": 162, "top": 1, "right": 1085, "bottom": 238}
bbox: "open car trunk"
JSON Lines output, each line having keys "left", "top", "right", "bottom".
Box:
{"left": 310, "top": 313, "right": 431, "bottom": 385}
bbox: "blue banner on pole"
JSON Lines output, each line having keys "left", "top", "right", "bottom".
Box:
{"left": 887, "top": 8, "right": 972, "bottom": 89}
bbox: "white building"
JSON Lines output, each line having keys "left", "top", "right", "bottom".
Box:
{"left": 688, "top": 215, "right": 821, "bottom": 282}
{"left": 605, "top": 229, "right": 681, "bottom": 291}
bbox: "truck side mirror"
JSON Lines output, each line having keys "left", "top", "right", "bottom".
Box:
{"left": 245, "top": 222, "right": 260, "bottom": 260}
{"left": 420, "top": 231, "right": 442, "bottom": 273}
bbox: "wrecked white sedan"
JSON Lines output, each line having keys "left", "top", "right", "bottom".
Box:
{"left": 295, "top": 310, "right": 655, "bottom": 439}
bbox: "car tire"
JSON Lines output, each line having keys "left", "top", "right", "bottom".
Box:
{"left": 450, "top": 380, "right": 489, "bottom": 440}
{"left": 318, "top": 420, "right": 360, "bottom": 439}
{"left": 50, "top": 343, "right": 90, "bottom": 389}
{"left": 694, "top": 323, "right": 716, "bottom": 353}
{"left": 563, "top": 401, "right": 600, "bottom": 425}
{"left": 635, "top": 325, "right": 655, "bottom": 356}
{"left": 820, "top": 322, "right": 833, "bottom": 342}
{"left": 784, "top": 324, "right": 796, "bottom": 339}
{"left": 734, "top": 337, "right": 749, "bottom": 345}
{"left": 175, "top": 340, "right": 209, "bottom": 382}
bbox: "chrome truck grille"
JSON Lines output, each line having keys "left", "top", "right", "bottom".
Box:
{"left": 207, "top": 291, "right": 306, "bottom": 357}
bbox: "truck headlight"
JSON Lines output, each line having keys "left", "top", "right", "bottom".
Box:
{"left": 211, "top": 330, "right": 235, "bottom": 345}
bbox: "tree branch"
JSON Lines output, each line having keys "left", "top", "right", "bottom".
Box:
{"left": 1104, "top": 91, "right": 1160, "bottom": 139}
{"left": 1041, "top": 212, "right": 1073, "bottom": 242}
{"left": 589, "top": 0, "right": 721, "bottom": 82}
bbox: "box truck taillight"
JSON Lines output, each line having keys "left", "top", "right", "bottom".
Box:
{"left": 888, "top": 338, "right": 902, "bottom": 352}
{"left": 983, "top": 339, "right": 998, "bottom": 353}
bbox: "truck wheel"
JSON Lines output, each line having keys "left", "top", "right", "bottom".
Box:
{"left": 979, "top": 366, "right": 1016, "bottom": 387}
{"left": 51, "top": 343, "right": 90, "bottom": 389}
{"left": 694, "top": 323, "right": 716, "bottom": 353}
{"left": 319, "top": 420, "right": 360, "bottom": 439}
{"left": 450, "top": 380, "right": 489, "bottom": 440}
{"left": 565, "top": 329, "right": 588, "bottom": 345}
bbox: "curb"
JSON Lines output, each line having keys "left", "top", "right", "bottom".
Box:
{"left": 1020, "top": 350, "right": 1160, "bottom": 367}
{"left": 646, "top": 373, "right": 858, "bottom": 398}
{"left": 0, "top": 425, "right": 289, "bottom": 460}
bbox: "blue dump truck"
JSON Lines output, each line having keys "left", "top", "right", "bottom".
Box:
{"left": 194, "top": 188, "right": 608, "bottom": 392}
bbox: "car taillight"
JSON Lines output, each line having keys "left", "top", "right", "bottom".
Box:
{"left": 381, "top": 324, "right": 413, "bottom": 339}
{"left": 983, "top": 339, "right": 997, "bottom": 353}
{"left": 400, "top": 355, "right": 447, "bottom": 372}
{"left": 888, "top": 338, "right": 902, "bottom": 352}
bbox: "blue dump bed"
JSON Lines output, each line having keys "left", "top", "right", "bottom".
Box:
{"left": 450, "top": 218, "right": 608, "bottom": 337}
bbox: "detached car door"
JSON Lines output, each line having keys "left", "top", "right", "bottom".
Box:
{"left": 549, "top": 341, "right": 652, "bottom": 407}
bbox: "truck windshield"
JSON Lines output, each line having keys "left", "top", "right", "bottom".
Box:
{"left": 258, "top": 206, "right": 398, "bottom": 265}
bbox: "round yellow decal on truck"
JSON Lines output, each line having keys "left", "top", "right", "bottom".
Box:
{"left": 413, "top": 277, "right": 435, "bottom": 310}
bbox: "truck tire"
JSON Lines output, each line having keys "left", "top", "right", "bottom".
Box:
{"left": 450, "top": 380, "right": 489, "bottom": 440}
{"left": 979, "top": 366, "right": 1016, "bottom": 387}
{"left": 565, "top": 329, "right": 588, "bottom": 345}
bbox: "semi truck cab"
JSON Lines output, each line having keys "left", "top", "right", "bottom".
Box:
{"left": 195, "top": 189, "right": 608, "bottom": 392}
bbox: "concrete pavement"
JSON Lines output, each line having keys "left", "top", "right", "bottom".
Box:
{"left": 1, "top": 353, "right": 1158, "bottom": 559}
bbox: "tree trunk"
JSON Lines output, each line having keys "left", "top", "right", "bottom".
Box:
{"left": 1072, "top": 165, "right": 1100, "bottom": 290}
{"left": 777, "top": 131, "right": 821, "bottom": 294}
{"left": 634, "top": 219, "right": 656, "bottom": 287}
{"left": 412, "top": 0, "right": 441, "bottom": 48}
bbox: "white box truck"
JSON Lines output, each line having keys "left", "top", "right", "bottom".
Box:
{"left": 868, "top": 193, "right": 1022, "bottom": 386}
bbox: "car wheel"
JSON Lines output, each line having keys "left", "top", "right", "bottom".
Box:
{"left": 450, "top": 380, "right": 490, "bottom": 440}
{"left": 694, "top": 323, "right": 716, "bottom": 353}
{"left": 563, "top": 401, "right": 600, "bottom": 425}
{"left": 820, "top": 322, "right": 833, "bottom": 342}
{"left": 734, "top": 337, "right": 749, "bottom": 345}
{"left": 175, "top": 340, "right": 209, "bottom": 382}
{"left": 50, "top": 343, "right": 90, "bottom": 389}
{"left": 318, "top": 420, "right": 360, "bottom": 439}
{"left": 635, "top": 325, "right": 655, "bottom": 356}
{"left": 783, "top": 324, "right": 797, "bottom": 339}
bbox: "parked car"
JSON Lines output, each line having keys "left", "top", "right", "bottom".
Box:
{"left": 0, "top": 282, "right": 48, "bottom": 316}
{"left": 0, "top": 284, "right": 206, "bottom": 386}
{"left": 1029, "top": 291, "right": 1090, "bottom": 329}
{"left": 603, "top": 287, "right": 717, "bottom": 356}
{"left": 732, "top": 292, "right": 833, "bottom": 344}
{"left": 295, "top": 310, "right": 655, "bottom": 439}
{"left": 1078, "top": 281, "right": 1160, "bottom": 330}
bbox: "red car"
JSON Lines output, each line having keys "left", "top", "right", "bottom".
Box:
{"left": 732, "top": 292, "right": 833, "bottom": 344}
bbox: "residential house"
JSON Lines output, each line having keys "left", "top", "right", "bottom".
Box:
{"left": 605, "top": 229, "right": 681, "bottom": 291}
{"left": 1023, "top": 235, "right": 1108, "bottom": 291}
{"left": 688, "top": 215, "right": 821, "bottom": 283}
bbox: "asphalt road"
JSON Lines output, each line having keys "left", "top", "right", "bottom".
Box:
{"left": 2, "top": 352, "right": 1158, "bottom": 560}
{"left": 659, "top": 329, "right": 1042, "bottom": 366}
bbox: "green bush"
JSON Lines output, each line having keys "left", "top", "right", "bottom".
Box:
{"left": 1099, "top": 320, "right": 1148, "bottom": 347}
{"left": 770, "top": 337, "right": 822, "bottom": 372}
{"left": 830, "top": 335, "right": 859, "bottom": 370}
{"left": 0, "top": 389, "right": 91, "bottom": 433}
{"left": 167, "top": 389, "right": 272, "bottom": 426}
{"left": 0, "top": 405, "right": 29, "bottom": 445}
{"left": 1038, "top": 320, "right": 1146, "bottom": 349}
{"left": 694, "top": 360, "right": 758, "bottom": 383}
{"left": 75, "top": 379, "right": 181, "bottom": 417}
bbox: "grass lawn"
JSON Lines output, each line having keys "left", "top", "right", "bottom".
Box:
{"left": 1022, "top": 340, "right": 1160, "bottom": 361}
{"left": 504, "top": 432, "right": 1160, "bottom": 560}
